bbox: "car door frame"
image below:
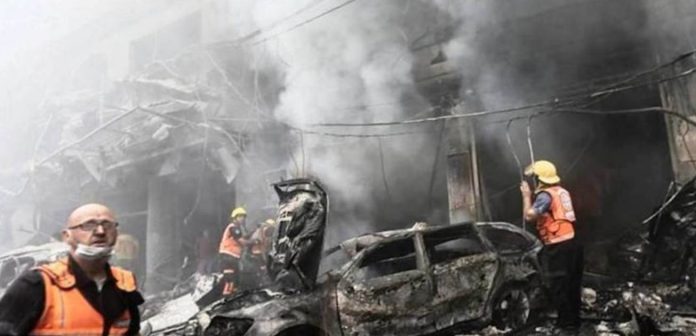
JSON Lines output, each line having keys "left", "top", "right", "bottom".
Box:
{"left": 421, "top": 224, "right": 501, "bottom": 330}
{"left": 334, "top": 233, "right": 436, "bottom": 336}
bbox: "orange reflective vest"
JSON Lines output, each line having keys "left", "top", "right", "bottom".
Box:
{"left": 536, "top": 186, "right": 576, "bottom": 245}
{"left": 32, "top": 258, "right": 136, "bottom": 336}
{"left": 250, "top": 225, "right": 274, "bottom": 255}
{"left": 219, "top": 223, "right": 243, "bottom": 258}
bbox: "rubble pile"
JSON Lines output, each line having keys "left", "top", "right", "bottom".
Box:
{"left": 456, "top": 282, "right": 696, "bottom": 335}
{"left": 8, "top": 176, "right": 696, "bottom": 335}
{"left": 141, "top": 273, "right": 220, "bottom": 331}
{"left": 589, "top": 283, "right": 696, "bottom": 335}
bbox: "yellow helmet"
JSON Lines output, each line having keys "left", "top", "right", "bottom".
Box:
{"left": 230, "top": 207, "right": 247, "bottom": 219}
{"left": 524, "top": 160, "right": 561, "bottom": 184}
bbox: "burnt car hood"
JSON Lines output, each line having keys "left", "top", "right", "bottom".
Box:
{"left": 268, "top": 178, "right": 328, "bottom": 291}
{"left": 176, "top": 280, "right": 335, "bottom": 336}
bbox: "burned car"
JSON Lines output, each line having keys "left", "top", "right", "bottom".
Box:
{"left": 155, "top": 221, "right": 544, "bottom": 336}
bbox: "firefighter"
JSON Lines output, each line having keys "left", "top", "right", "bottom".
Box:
{"left": 521, "top": 160, "right": 584, "bottom": 333}
{"left": 218, "top": 207, "right": 254, "bottom": 295}
{"left": 251, "top": 219, "right": 276, "bottom": 259}
{"left": 0, "top": 203, "right": 145, "bottom": 335}
{"left": 249, "top": 219, "right": 276, "bottom": 284}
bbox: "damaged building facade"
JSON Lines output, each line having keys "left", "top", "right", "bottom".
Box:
{"left": 411, "top": 0, "right": 696, "bottom": 272}
{"left": 0, "top": 1, "right": 286, "bottom": 294}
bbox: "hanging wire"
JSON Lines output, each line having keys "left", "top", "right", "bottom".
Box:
{"left": 526, "top": 115, "right": 536, "bottom": 165}
{"left": 526, "top": 115, "right": 537, "bottom": 196}
{"left": 299, "top": 130, "right": 306, "bottom": 177}
{"left": 505, "top": 120, "right": 525, "bottom": 182}
{"left": 505, "top": 119, "right": 527, "bottom": 230}
{"left": 377, "top": 137, "right": 392, "bottom": 202}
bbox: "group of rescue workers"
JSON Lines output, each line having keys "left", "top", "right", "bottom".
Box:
{"left": 0, "top": 160, "right": 583, "bottom": 335}
{"left": 218, "top": 207, "right": 277, "bottom": 295}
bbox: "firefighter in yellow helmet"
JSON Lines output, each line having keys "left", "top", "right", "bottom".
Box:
{"left": 218, "top": 207, "right": 254, "bottom": 295}
{"left": 520, "top": 160, "right": 583, "bottom": 333}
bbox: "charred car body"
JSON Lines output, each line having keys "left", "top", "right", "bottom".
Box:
{"left": 147, "top": 178, "right": 546, "bottom": 335}
{"left": 155, "top": 222, "right": 544, "bottom": 335}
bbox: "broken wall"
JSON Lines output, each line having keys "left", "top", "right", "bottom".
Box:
{"left": 660, "top": 55, "right": 696, "bottom": 184}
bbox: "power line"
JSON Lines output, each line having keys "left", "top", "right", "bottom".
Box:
{"left": 249, "top": 0, "right": 360, "bottom": 46}
{"left": 310, "top": 65, "right": 696, "bottom": 128}
{"left": 298, "top": 129, "right": 430, "bottom": 138}
{"left": 310, "top": 100, "right": 554, "bottom": 127}
{"left": 234, "top": 0, "right": 331, "bottom": 44}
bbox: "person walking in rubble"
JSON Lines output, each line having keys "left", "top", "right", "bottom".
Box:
{"left": 218, "top": 207, "right": 256, "bottom": 295}
{"left": 196, "top": 229, "right": 217, "bottom": 274}
{"left": 521, "top": 160, "right": 584, "bottom": 334}
{"left": 0, "top": 203, "right": 145, "bottom": 335}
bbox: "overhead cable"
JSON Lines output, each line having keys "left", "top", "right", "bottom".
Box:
{"left": 310, "top": 66, "right": 696, "bottom": 128}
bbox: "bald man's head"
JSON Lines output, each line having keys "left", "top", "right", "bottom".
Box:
{"left": 66, "top": 204, "right": 115, "bottom": 229}
{"left": 62, "top": 203, "right": 119, "bottom": 256}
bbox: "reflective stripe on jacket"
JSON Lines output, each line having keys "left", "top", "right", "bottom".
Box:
{"left": 32, "top": 258, "right": 135, "bottom": 335}
{"left": 219, "top": 223, "right": 243, "bottom": 258}
{"left": 536, "top": 186, "right": 576, "bottom": 245}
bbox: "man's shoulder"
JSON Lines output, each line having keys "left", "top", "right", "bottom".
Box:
{"left": 535, "top": 190, "right": 553, "bottom": 200}
{"left": 20, "top": 269, "right": 45, "bottom": 285}
{"left": 4, "top": 269, "right": 44, "bottom": 292}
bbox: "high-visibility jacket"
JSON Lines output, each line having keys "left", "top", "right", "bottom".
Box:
{"left": 219, "top": 222, "right": 243, "bottom": 258}
{"left": 32, "top": 258, "right": 136, "bottom": 335}
{"left": 250, "top": 224, "right": 274, "bottom": 255}
{"left": 536, "top": 186, "right": 576, "bottom": 245}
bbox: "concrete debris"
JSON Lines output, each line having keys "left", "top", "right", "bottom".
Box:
{"left": 572, "top": 283, "right": 696, "bottom": 335}
{"left": 141, "top": 273, "right": 221, "bottom": 333}
{"left": 142, "top": 294, "right": 200, "bottom": 334}
{"left": 456, "top": 326, "right": 510, "bottom": 335}
{"left": 618, "top": 175, "right": 696, "bottom": 283}
{"left": 581, "top": 287, "right": 597, "bottom": 307}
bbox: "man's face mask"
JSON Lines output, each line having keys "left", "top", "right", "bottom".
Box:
{"left": 75, "top": 243, "right": 113, "bottom": 260}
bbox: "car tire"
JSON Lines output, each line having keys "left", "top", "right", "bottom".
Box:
{"left": 491, "top": 283, "right": 531, "bottom": 332}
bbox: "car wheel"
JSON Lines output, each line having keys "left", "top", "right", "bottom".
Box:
{"left": 492, "top": 284, "right": 531, "bottom": 331}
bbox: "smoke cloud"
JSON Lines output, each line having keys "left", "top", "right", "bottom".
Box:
{"left": 1, "top": 0, "right": 696, "bottom": 256}
{"left": 237, "top": 0, "right": 450, "bottom": 246}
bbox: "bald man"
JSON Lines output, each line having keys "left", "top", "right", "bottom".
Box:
{"left": 0, "top": 204, "right": 144, "bottom": 335}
